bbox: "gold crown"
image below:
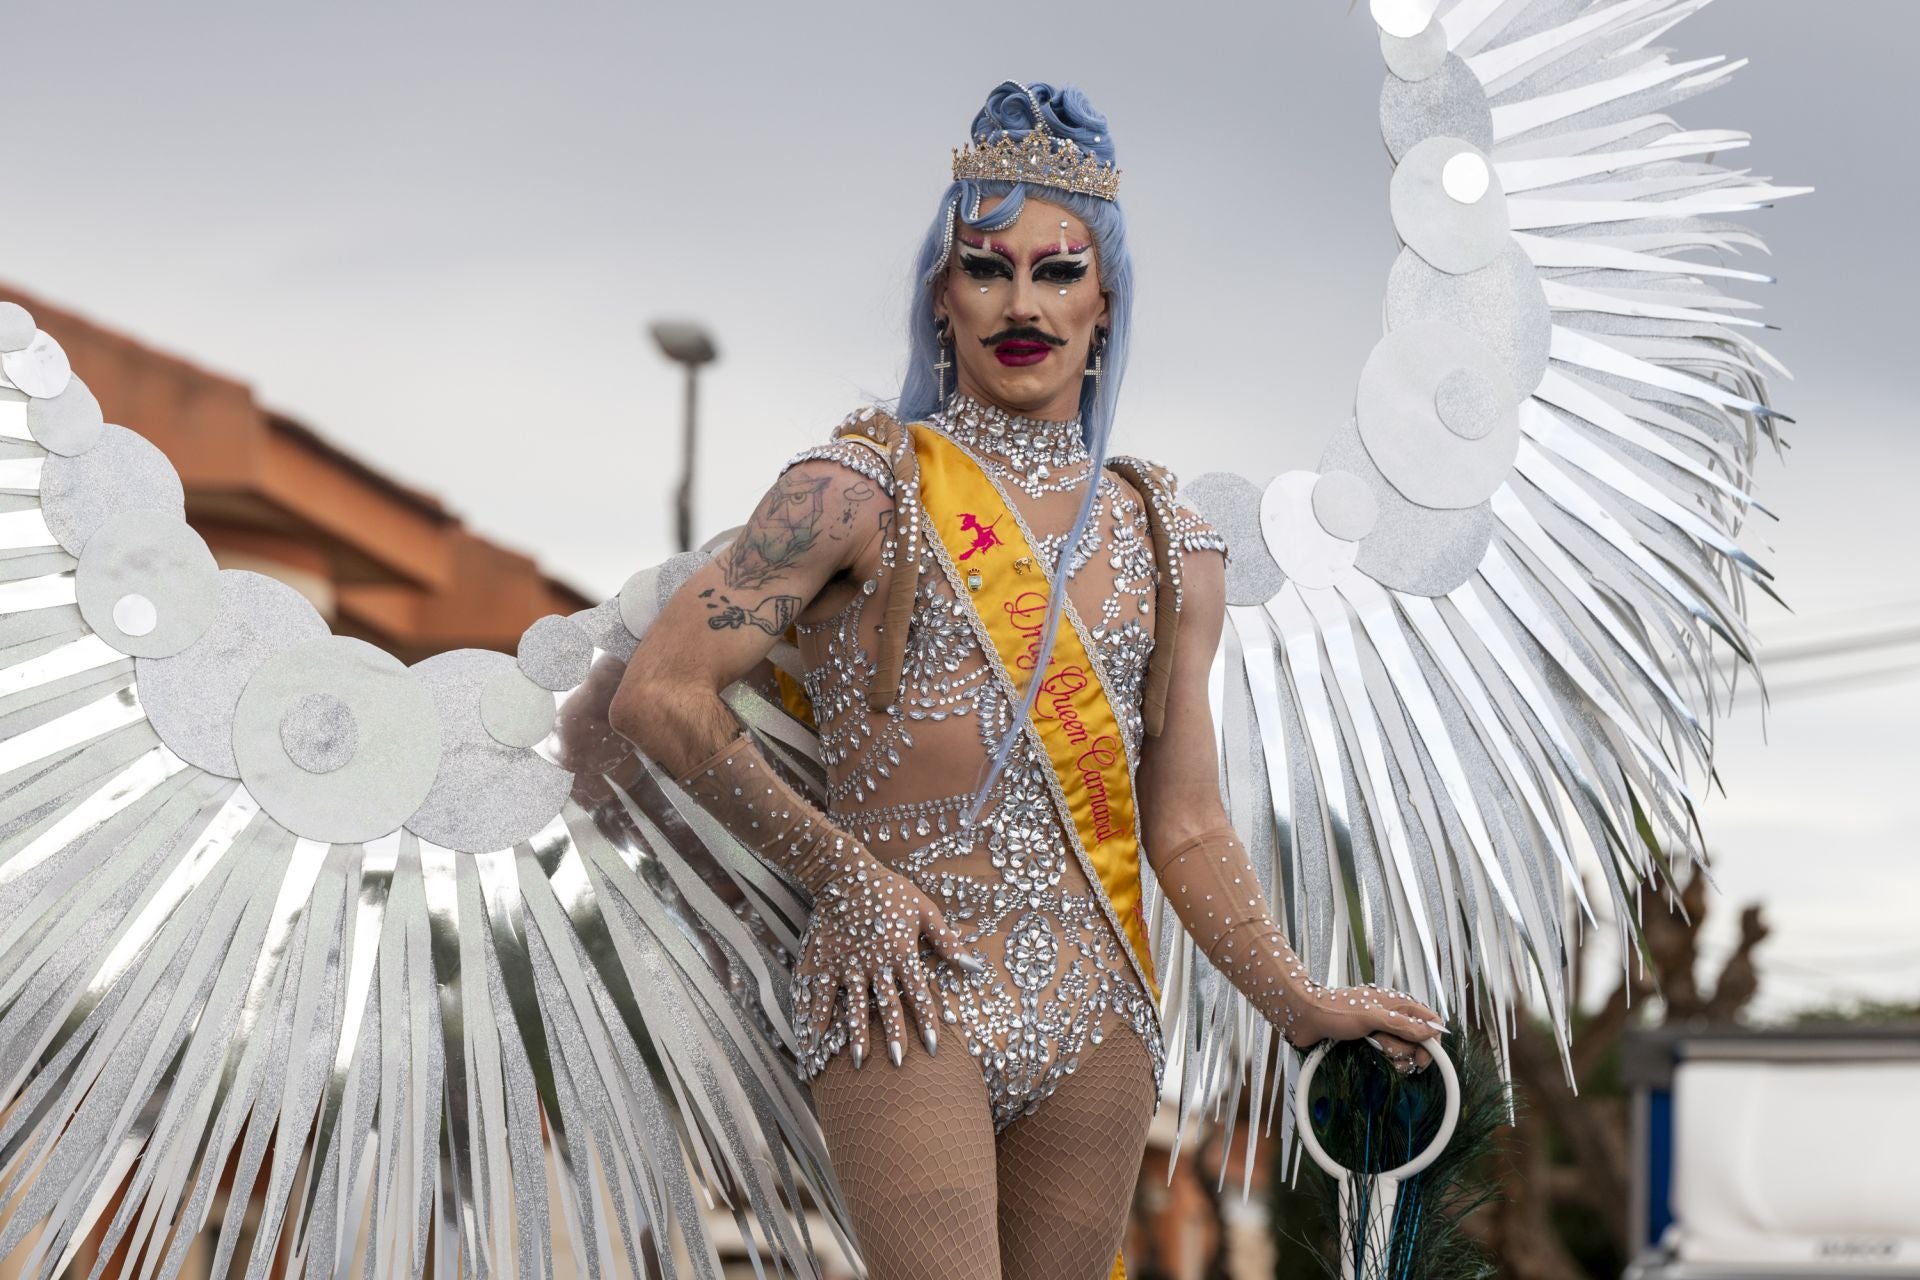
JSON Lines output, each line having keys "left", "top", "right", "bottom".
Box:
{"left": 951, "top": 126, "right": 1121, "bottom": 202}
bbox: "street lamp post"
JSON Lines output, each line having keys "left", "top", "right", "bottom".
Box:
{"left": 648, "top": 320, "right": 719, "bottom": 553}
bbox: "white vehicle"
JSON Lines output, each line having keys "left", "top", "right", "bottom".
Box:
{"left": 1622, "top": 1027, "right": 1920, "bottom": 1277}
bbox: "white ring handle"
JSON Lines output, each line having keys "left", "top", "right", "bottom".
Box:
{"left": 1293, "top": 1036, "right": 1460, "bottom": 1182}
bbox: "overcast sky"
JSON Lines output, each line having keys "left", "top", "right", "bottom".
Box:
{"left": 5, "top": 1, "right": 1915, "bottom": 1017}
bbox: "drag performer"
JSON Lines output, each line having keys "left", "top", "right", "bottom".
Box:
{"left": 613, "top": 82, "right": 1444, "bottom": 1279}
{"left": 0, "top": 6, "right": 1794, "bottom": 1277}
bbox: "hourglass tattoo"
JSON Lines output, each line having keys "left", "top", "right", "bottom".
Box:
{"left": 700, "top": 587, "right": 800, "bottom": 635}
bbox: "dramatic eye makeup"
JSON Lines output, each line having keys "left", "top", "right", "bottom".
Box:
{"left": 956, "top": 234, "right": 1013, "bottom": 282}
{"left": 1031, "top": 239, "right": 1094, "bottom": 294}
{"left": 958, "top": 250, "right": 1014, "bottom": 281}
{"left": 1034, "top": 256, "right": 1091, "bottom": 284}
{"left": 956, "top": 233, "right": 1093, "bottom": 287}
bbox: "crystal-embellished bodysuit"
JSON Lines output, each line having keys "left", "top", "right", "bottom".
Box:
{"left": 783, "top": 399, "right": 1225, "bottom": 1131}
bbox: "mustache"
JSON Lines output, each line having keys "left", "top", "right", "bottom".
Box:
{"left": 979, "top": 326, "right": 1068, "bottom": 348}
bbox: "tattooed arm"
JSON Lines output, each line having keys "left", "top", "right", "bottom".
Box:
{"left": 611, "top": 458, "right": 889, "bottom": 773}
{"left": 612, "top": 457, "right": 978, "bottom": 1069}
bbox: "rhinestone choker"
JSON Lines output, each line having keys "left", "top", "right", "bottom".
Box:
{"left": 932, "top": 394, "right": 1091, "bottom": 496}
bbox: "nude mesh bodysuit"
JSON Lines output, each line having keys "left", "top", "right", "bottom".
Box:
{"left": 782, "top": 402, "right": 1224, "bottom": 1132}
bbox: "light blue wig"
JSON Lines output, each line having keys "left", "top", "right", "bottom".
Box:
{"left": 897, "top": 81, "right": 1132, "bottom": 450}
{"left": 895, "top": 82, "right": 1137, "bottom": 817}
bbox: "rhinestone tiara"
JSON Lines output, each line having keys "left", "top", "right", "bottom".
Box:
{"left": 951, "top": 125, "right": 1121, "bottom": 202}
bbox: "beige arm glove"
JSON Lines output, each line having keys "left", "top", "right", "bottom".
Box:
{"left": 676, "top": 731, "right": 984, "bottom": 1068}
{"left": 1151, "top": 823, "right": 1446, "bottom": 1071}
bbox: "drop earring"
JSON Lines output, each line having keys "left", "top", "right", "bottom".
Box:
{"left": 934, "top": 318, "right": 953, "bottom": 404}
{"left": 1084, "top": 325, "right": 1108, "bottom": 391}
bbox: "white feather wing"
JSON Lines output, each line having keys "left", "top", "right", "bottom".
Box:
{"left": 1158, "top": 0, "right": 1805, "bottom": 1165}
{"left": 0, "top": 351, "right": 845, "bottom": 1278}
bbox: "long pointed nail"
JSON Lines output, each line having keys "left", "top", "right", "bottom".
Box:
{"left": 923, "top": 1024, "right": 939, "bottom": 1056}
{"left": 955, "top": 953, "right": 987, "bottom": 977}
{"left": 1425, "top": 1020, "right": 1448, "bottom": 1032}
{"left": 887, "top": 1039, "right": 903, "bottom": 1067}
{"left": 851, "top": 1044, "right": 865, "bottom": 1069}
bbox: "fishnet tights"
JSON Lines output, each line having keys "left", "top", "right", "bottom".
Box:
{"left": 995, "top": 1015, "right": 1155, "bottom": 1280}
{"left": 810, "top": 1010, "right": 1155, "bottom": 1280}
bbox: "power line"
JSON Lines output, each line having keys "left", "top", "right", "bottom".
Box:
{"left": 1691, "top": 613, "right": 1920, "bottom": 700}
{"left": 1763, "top": 661, "right": 1920, "bottom": 702}
{"left": 1757, "top": 623, "right": 1920, "bottom": 666}
{"left": 1753, "top": 594, "right": 1920, "bottom": 632}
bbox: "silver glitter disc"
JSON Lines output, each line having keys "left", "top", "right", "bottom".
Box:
{"left": 571, "top": 596, "right": 638, "bottom": 662}
{"left": 1355, "top": 320, "right": 1519, "bottom": 510}
{"left": 617, "top": 551, "right": 708, "bottom": 640}
{"left": 1384, "top": 242, "right": 1551, "bottom": 399}
{"left": 280, "top": 692, "right": 357, "bottom": 774}
{"left": 74, "top": 511, "right": 220, "bottom": 658}
{"left": 0, "top": 331, "right": 73, "bottom": 400}
{"left": 1184, "top": 471, "right": 1287, "bottom": 607}
{"left": 1321, "top": 420, "right": 1493, "bottom": 596}
{"left": 616, "top": 566, "right": 666, "bottom": 640}
{"left": 25, "top": 375, "right": 106, "bottom": 457}
{"left": 1380, "top": 21, "right": 1448, "bottom": 81}
{"left": 406, "top": 648, "right": 572, "bottom": 854}
{"left": 480, "top": 668, "right": 557, "bottom": 749}
{"left": 1434, "top": 368, "right": 1504, "bottom": 440}
{"left": 517, "top": 614, "right": 594, "bottom": 691}
{"left": 234, "top": 634, "right": 443, "bottom": 843}
{"left": 136, "top": 569, "right": 330, "bottom": 778}
{"left": 40, "top": 424, "right": 186, "bottom": 554}
{"left": 1312, "top": 470, "right": 1380, "bottom": 540}
{"left": 1379, "top": 54, "right": 1492, "bottom": 163}
{"left": 1390, "top": 137, "right": 1509, "bottom": 275}
{"left": 0, "top": 303, "right": 35, "bottom": 353}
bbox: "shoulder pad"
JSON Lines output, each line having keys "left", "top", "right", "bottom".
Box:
{"left": 831, "top": 405, "right": 912, "bottom": 462}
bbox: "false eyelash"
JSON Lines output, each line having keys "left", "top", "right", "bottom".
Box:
{"left": 959, "top": 253, "right": 1013, "bottom": 281}
{"left": 1035, "top": 260, "right": 1090, "bottom": 283}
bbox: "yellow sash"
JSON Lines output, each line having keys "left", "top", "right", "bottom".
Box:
{"left": 911, "top": 424, "right": 1159, "bottom": 1005}
{"left": 773, "top": 633, "right": 815, "bottom": 725}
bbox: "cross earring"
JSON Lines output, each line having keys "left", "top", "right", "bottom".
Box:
{"left": 934, "top": 320, "right": 953, "bottom": 403}
{"left": 1084, "top": 326, "right": 1107, "bottom": 389}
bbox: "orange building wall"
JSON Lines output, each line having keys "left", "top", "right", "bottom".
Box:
{"left": 0, "top": 283, "right": 593, "bottom": 663}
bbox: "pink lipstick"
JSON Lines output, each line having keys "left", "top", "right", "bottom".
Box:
{"left": 994, "top": 340, "right": 1052, "bottom": 367}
